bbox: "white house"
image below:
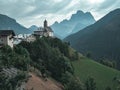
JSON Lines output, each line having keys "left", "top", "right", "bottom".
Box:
{"left": 25, "top": 34, "right": 36, "bottom": 42}
{"left": 0, "top": 30, "right": 15, "bottom": 48}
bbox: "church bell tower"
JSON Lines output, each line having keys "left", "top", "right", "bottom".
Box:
{"left": 44, "top": 20, "right": 48, "bottom": 28}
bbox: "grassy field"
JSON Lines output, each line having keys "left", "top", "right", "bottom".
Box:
{"left": 72, "top": 57, "right": 120, "bottom": 90}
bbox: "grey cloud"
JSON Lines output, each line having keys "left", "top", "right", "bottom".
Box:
{"left": 97, "top": 0, "right": 119, "bottom": 11}
{"left": 91, "top": 0, "right": 120, "bottom": 20}
{"left": 0, "top": 0, "right": 120, "bottom": 27}
{"left": 0, "top": 0, "right": 35, "bottom": 18}
{"left": 26, "top": 0, "right": 71, "bottom": 16}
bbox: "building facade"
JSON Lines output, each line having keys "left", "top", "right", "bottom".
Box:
{"left": 0, "top": 30, "right": 15, "bottom": 48}
{"left": 25, "top": 34, "right": 36, "bottom": 42}
{"left": 34, "top": 20, "right": 54, "bottom": 37}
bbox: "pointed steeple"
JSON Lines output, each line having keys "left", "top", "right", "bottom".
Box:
{"left": 44, "top": 19, "right": 48, "bottom": 28}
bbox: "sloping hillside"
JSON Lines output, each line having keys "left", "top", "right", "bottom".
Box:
{"left": 25, "top": 73, "right": 62, "bottom": 90}
{"left": 65, "top": 8, "right": 120, "bottom": 69}
{"left": 1, "top": 37, "right": 120, "bottom": 90}
{"left": 72, "top": 57, "right": 120, "bottom": 90}
{"left": 0, "top": 14, "right": 31, "bottom": 34}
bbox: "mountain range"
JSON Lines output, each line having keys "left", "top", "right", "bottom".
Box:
{"left": 51, "top": 10, "right": 96, "bottom": 39}
{"left": 28, "top": 25, "right": 38, "bottom": 31}
{"left": 64, "top": 8, "right": 120, "bottom": 69}
{"left": 0, "top": 10, "right": 95, "bottom": 38}
{"left": 0, "top": 14, "right": 31, "bottom": 34}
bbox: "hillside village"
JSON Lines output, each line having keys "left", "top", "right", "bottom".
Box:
{"left": 0, "top": 20, "right": 54, "bottom": 48}
{"left": 0, "top": 20, "right": 56, "bottom": 90}
{"left": 0, "top": 6, "right": 120, "bottom": 90}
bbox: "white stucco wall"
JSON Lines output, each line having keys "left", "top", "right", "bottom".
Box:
{"left": 0, "top": 35, "right": 14, "bottom": 48}
{"left": 49, "top": 32, "right": 54, "bottom": 37}
{"left": 7, "top": 35, "right": 14, "bottom": 48}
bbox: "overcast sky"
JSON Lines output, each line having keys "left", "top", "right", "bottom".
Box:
{"left": 0, "top": 0, "right": 120, "bottom": 27}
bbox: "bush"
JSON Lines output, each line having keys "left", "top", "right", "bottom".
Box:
{"left": 100, "top": 59, "right": 116, "bottom": 68}
{"left": 65, "top": 78, "right": 85, "bottom": 90}
{"left": 85, "top": 77, "right": 96, "bottom": 90}
{"left": 19, "top": 37, "right": 74, "bottom": 82}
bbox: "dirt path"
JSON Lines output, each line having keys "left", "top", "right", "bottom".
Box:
{"left": 25, "top": 73, "right": 63, "bottom": 90}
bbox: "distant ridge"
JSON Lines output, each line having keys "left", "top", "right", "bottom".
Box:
{"left": 64, "top": 8, "right": 120, "bottom": 69}
{"left": 28, "top": 25, "right": 38, "bottom": 31}
{"left": 0, "top": 14, "right": 31, "bottom": 34}
{"left": 51, "top": 10, "right": 95, "bottom": 39}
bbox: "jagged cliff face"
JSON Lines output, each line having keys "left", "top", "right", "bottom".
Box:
{"left": 64, "top": 9, "right": 120, "bottom": 69}
{"left": 51, "top": 10, "right": 96, "bottom": 39}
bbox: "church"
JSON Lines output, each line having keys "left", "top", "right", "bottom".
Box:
{"left": 34, "top": 20, "right": 54, "bottom": 37}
